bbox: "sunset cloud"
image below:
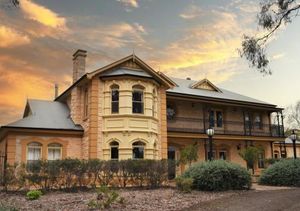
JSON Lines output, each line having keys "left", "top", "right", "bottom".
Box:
{"left": 149, "top": 11, "right": 244, "bottom": 83}
{"left": 72, "top": 22, "right": 148, "bottom": 49}
{"left": 20, "top": 0, "right": 67, "bottom": 29}
{"left": 180, "top": 5, "right": 203, "bottom": 19}
{"left": 0, "top": 26, "right": 30, "bottom": 48}
{"left": 117, "top": 0, "right": 139, "bottom": 8}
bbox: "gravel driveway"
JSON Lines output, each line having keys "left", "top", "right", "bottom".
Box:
{"left": 188, "top": 188, "right": 300, "bottom": 211}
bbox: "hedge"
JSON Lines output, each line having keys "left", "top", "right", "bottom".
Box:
{"left": 0, "top": 159, "right": 173, "bottom": 191}
{"left": 259, "top": 159, "right": 300, "bottom": 187}
{"left": 182, "top": 160, "right": 251, "bottom": 191}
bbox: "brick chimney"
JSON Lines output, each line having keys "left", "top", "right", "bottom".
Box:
{"left": 73, "top": 49, "right": 87, "bottom": 83}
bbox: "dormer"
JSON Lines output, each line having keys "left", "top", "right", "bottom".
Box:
{"left": 190, "top": 79, "right": 222, "bottom": 93}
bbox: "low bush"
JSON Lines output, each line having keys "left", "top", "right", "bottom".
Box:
{"left": 0, "top": 202, "right": 18, "bottom": 211}
{"left": 175, "top": 176, "right": 193, "bottom": 193}
{"left": 87, "top": 186, "right": 124, "bottom": 209}
{"left": 264, "top": 158, "right": 281, "bottom": 165}
{"left": 0, "top": 159, "right": 170, "bottom": 191}
{"left": 259, "top": 159, "right": 300, "bottom": 187}
{"left": 26, "top": 190, "right": 42, "bottom": 200}
{"left": 182, "top": 160, "right": 251, "bottom": 191}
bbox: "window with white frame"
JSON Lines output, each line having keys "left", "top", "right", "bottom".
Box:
{"left": 111, "top": 84, "right": 119, "bottom": 114}
{"left": 132, "top": 141, "right": 145, "bottom": 159}
{"left": 48, "top": 143, "right": 62, "bottom": 160}
{"left": 27, "top": 142, "right": 42, "bottom": 163}
{"left": 132, "top": 85, "right": 144, "bottom": 114}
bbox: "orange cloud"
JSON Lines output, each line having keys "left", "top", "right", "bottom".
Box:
{"left": 0, "top": 26, "right": 30, "bottom": 48}
{"left": 20, "top": 0, "right": 66, "bottom": 29}
{"left": 0, "top": 55, "right": 71, "bottom": 125}
{"left": 147, "top": 11, "right": 244, "bottom": 83}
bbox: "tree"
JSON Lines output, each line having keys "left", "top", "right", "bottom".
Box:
{"left": 284, "top": 100, "right": 300, "bottom": 130}
{"left": 239, "top": 146, "right": 263, "bottom": 174}
{"left": 178, "top": 144, "right": 199, "bottom": 167}
{"left": 240, "top": 0, "right": 300, "bottom": 74}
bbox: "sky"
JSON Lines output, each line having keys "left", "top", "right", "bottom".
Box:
{"left": 0, "top": 0, "right": 300, "bottom": 126}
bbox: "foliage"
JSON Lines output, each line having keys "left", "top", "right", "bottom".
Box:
{"left": 26, "top": 190, "right": 42, "bottom": 200}
{"left": 259, "top": 159, "right": 300, "bottom": 187}
{"left": 0, "top": 202, "right": 18, "bottom": 211}
{"left": 178, "top": 144, "right": 199, "bottom": 167}
{"left": 0, "top": 159, "right": 170, "bottom": 191}
{"left": 87, "top": 186, "right": 124, "bottom": 209}
{"left": 284, "top": 101, "right": 300, "bottom": 130}
{"left": 265, "top": 158, "right": 281, "bottom": 165}
{"left": 175, "top": 176, "right": 193, "bottom": 193}
{"left": 240, "top": 0, "right": 300, "bottom": 74}
{"left": 239, "top": 146, "right": 263, "bottom": 174}
{"left": 182, "top": 160, "right": 251, "bottom": 191}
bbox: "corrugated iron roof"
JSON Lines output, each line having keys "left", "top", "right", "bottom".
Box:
{"left": 4, "top": 99, "right": 83, "bottom": 131}
{"left": 167, "top": 77, "right": 276, "bottom": 107}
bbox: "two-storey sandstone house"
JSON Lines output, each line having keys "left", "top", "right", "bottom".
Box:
{"left": 0, "top": 50, "right": 285, "bottom": 175}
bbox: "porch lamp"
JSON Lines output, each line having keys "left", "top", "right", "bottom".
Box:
{"left": 206, "top": 128, "right": 215, "bottom": 161}
{"left": 290, "top": 130, "right": 297, "bottom": 159}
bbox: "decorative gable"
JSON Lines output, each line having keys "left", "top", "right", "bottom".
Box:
{"left": 88, "top": 54, "right": 176, "bottom": 88}
{"left": 120, "top": 59, "right": 143, "bottom": 70}
{"left": 191, "top": 79, "right": 222, "bottom": 92}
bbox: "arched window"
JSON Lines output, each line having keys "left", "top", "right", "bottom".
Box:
{"left": 110, "top": 141, "right": 119, "bottom": 160}
{"left": 111, "top": 84, "right": 119, "bottom": 114}
{"left": 27, "top": 142, "right": 42, "bottom": 163}
{"left": 132, "top": 141, "right": 145, "bottom": 159}
{"left": 48, "top": 143, "right": 62, "bottom": 160}
{"left": 132, "top": 85, "right": 144, "bottom": 114}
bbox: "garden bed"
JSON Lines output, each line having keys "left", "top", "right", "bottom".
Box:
{"left": 0, "top": 188, "right": 237, "bottom": 211}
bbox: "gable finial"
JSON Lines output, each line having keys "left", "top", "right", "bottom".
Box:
{"left": 132, "top": 47, "right": 136, "bottom": 62}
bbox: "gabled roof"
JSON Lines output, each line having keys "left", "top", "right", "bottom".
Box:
{"left": 87, "top": 54, "right": 176, "bottom": 88}
{"left": 2, "top": 99, "right": 83, "bottom": 131}
{"left": 56, "top": 54, "right": 176, "bottom": 101}
{"left": 167, "top": 77, "right": 279, "bottom": 109}
{"left": 190, "top": 79, "right": 222, "bottom": 93}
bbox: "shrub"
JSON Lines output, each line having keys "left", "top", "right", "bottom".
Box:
{"left": 0, "top": 202, "right": 18, "bottom": 211}
{"left": 1, "top": 159, "right": 170, "bottom": 191}
{"left": 178, "top": 144, "right": 199, "bottom": 167}
{"left": 87, "top": 186, "right": 124, "bottom": 209}
{"left": 26, "top": 190, "right": 42, "bottom": 200}
{"left": 239, "top": 146, "right": 263, "bottom": 174}
{"left": 175, "top": 176, "right": 193, "bottom": 193}
{"left": 264, "top": 158, "right": 281, "bottom": 165}
{"left": 182, "top": 160, "right": 251, "bottom": 191}
{"left": 259, "top": 159, "right": 300, "bottom": 187}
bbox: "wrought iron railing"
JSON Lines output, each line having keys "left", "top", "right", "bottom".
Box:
{"left": 167, "top": 117, "right": 284, "bottom": 137}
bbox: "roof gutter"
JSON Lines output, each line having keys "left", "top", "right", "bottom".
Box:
{"left": 0, "top": 126, "right": 84, "bottom": 141}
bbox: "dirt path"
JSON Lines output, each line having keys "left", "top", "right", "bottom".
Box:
{"left": 187, "top": 188, "right": 300, "bottom": 211}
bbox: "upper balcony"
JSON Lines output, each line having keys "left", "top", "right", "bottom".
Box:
{"left": 167, "top": 116, "right": 284, "bottom": 137}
